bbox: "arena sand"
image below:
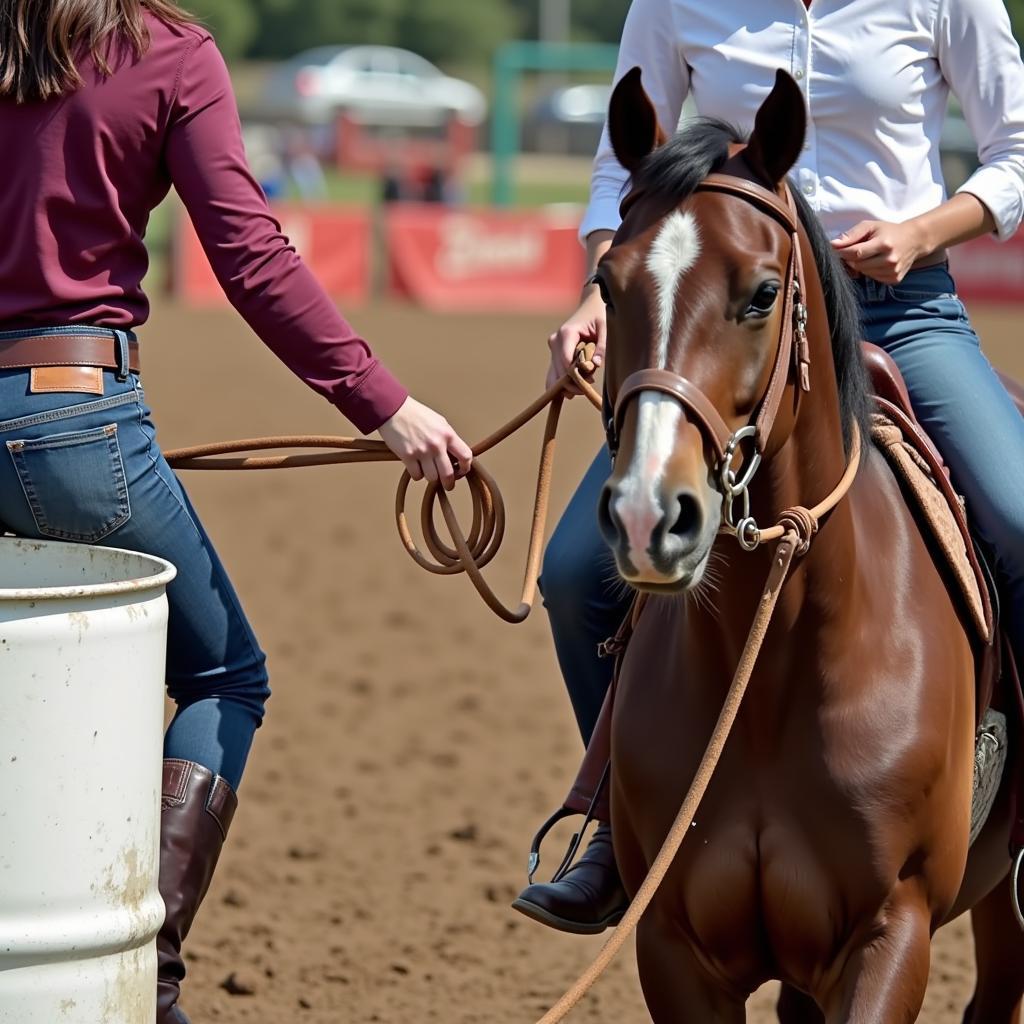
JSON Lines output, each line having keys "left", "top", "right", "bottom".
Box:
{"left": 141, "top": 300, "right": 1021, "bottom": 1022}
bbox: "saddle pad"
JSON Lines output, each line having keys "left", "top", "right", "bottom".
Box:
{"left": 870, "top": 414, "right": 989, "bottom": 643}
{"left": 971, "top": 708, "right": 1008, "bottom": 846}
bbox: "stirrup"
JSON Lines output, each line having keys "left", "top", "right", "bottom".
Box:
{"left": 526, "top": 761, "right": 610, "bottom": 884}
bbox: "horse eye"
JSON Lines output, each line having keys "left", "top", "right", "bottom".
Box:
{"left": 593, "top": 275, "right": 615, "bottom": 311}
{"left": 746, "top": 282, "right": 780, "bottom": 317}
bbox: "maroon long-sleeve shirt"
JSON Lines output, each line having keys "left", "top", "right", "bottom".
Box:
{"left": 0, "top": 15, "right": 407, "bottom": 433}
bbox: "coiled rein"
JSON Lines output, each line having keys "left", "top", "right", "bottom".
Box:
{"left": 165, "top": 349, "right": 601, "bottom": 624}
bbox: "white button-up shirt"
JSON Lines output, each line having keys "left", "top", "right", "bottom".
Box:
{"left": 580, "top": 0, "right": 1024, "bottom": 243}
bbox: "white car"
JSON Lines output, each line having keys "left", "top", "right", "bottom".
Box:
{"left": 259, "top": 45, "right": 487, "bottom": 128}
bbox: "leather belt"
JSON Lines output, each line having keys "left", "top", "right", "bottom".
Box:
{"left": 0, "top": 333, "right": 141, "bottom": 373}
{"left": 843, "top": 248, "right": 949, "bottom": 281}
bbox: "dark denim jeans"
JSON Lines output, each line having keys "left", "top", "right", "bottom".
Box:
{"left": 0, "top": 326, "right": 268, "bottom": 789}
{"left": 542, "top": 264, "right": 1024, "bottom": 746}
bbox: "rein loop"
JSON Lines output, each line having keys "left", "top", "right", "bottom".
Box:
{"left": 166, "top": 352, "right": 602, "bottom": 624}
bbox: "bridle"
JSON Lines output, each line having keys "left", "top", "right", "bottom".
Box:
{"left": 602, "top": 172, "right": 813, "bottom": 551}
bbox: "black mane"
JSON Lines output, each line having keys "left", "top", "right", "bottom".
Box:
{"left": 628, "top": 117, "right": 872, "bottom": 454}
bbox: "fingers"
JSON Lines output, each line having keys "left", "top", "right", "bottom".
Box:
{"left": 843, "top": 248, "right": 905, "bottom": 283}
{"left": 548, "top": 324, "right": 581, "bottom": 377}
{"left": 411, "top": 432, "right": 474, "bottom": 491}
{"left": 832, "top": 221, "right": 876, "bottom": 250}
{"left": 843, "top": 254, "right": 901, "bottom": 284}
{"left": 433, "top": 450, "right": 456, "bottom": 491}
{"left": 592, "top": 325, "right": 607, "bottom": 369}
{"left": 449, "top": 434, "right": 474, "bottom": 479}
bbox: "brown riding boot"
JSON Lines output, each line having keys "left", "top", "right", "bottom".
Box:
{"left": 157, "top": 759, "right": 238, "bottom": 1024}
{"left": 511, "top": 823, "right": 628, "bottom": 935}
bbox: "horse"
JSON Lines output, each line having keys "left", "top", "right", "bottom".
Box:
{"left": 593, "top": 68, "right": 1024, "bottom": 1022}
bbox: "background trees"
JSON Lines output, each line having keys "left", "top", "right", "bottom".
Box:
{"left": 188, "top": 0, "right": 1021, "bottom": 69}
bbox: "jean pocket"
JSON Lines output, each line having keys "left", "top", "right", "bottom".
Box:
{"left": 6, "top": 424, "right": 131, "bottom": 542}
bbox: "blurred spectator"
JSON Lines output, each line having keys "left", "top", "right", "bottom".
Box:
{"left": 282, "top": 125, "right": 328, "bottom": 201}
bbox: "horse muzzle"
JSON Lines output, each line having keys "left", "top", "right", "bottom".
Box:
{"left": 598, "top": 477, "right": 719, "bottom": 591}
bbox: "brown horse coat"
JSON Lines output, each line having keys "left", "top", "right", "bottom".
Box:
{"left": 594, "top": 70, "right": 1024, "bottom": 1023}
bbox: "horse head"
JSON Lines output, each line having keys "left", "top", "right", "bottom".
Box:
{"left": 596, "top": 68, "right": 814, "bottom": 592}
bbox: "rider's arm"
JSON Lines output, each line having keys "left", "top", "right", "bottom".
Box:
{"left": 907, "top": 193, "right": 996, "bottom": 255}
{"left": 581, "top": 231, "right": 616, "bottom": 295}
{"left": 834, "top": 0, "right": 1024, "bottom": 279}
{"left": 579, "top": 0, "right": 691, "bottom": 243}
{"left": 164, "top": 32, "right": 472, "bottom": 487}
{"left": 935, "top": 0, "right": 1024, "bottom": 241}
{"left": 164, "top": 32, "right": 407, "bottom": 435}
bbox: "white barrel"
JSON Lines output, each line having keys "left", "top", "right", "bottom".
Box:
{"left": 0, "top": 537, "right": 176, "bottom": 1024}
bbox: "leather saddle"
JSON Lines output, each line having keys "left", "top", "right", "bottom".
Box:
{"left": 542, "top": 346, "right": 1024, "bottom": 869}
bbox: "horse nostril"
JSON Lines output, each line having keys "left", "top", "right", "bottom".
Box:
{"left": 598, "top": 484, "right": 621, "bottom": 544}
{"left": 668, "top": 492, "right": 702, "bottom": 541}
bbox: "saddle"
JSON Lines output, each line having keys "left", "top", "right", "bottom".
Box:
{"left": 540, "top": 347, "right": 1024, "bottom": 872}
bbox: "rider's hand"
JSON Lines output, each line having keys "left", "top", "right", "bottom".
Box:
{"left": 831, "top": 220, "right": 928, "bottom": 284}
{"left": 546, "top": 283, "right": 608, "bottom": 396}
{"left": 377, "top": 397, "right": 473, "bottom": 491}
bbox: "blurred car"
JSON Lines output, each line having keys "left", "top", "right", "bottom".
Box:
{"left": 259, "top": 45, "right": 487, "bottom": 128}
{"left": 523, "top": 84, "right": 611, "bottom": 156}
{"left": 525, "top": 85, "right": 981, "bottom": 196}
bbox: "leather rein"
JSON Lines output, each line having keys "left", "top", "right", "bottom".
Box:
{"left": 166, "top": 355, "right": 604, "bottom": 624}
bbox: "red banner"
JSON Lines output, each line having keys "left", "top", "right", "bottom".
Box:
{"left": 384, "top": 204, "right": 585, "bottom": 312}
{"left": 171, "top": 205, "right": 372, "bottom": 307}
{"left": 950, "top": 231, "right": 1024, "bottom": 305}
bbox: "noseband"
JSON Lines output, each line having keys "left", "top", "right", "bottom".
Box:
{"left": 604, "top": 173, "right": 812, "bottom": 549}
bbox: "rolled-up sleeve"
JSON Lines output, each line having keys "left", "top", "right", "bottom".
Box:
{"left": 578, "top": 0, "right": 690, "bottom": 242}
{"left": 937, "top": 0, "right": 1024, "bottom": 240}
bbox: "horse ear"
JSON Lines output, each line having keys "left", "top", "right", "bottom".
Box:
{"left": 744, "top": 69, "right": 807, "bottom": 188}
{"left": 608, "top": 67, "right": 668, "bottom": 174}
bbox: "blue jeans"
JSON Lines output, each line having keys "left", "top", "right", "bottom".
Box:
{"left": 0, "top": 327, "right": 269, "bottom": 790}
{"left": 542, "top": 264, "right": 1024, "bottom": 746}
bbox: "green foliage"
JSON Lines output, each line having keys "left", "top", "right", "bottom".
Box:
{"left": 508, "top": 0, "right": 627, "bottom": 44}
{"left": 392, "top": 0, "right": 519, "bottom": 65}
{"left": 186, "top": 0, "right": 258, "bottom": 58}
{"left": 231, "top": 0, "right": 521, "bottom": 65}
{"left": 1008, "top": 0, "right": 1024, "bottom": 43}
{"left": 192, "top": 0, "right": 1019, "bottom": 66}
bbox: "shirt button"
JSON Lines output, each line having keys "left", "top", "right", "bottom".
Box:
{"left": 803, "top": 183, "right": 815, "bottom": 195}
{"left": 795, "top": 69, "right": 805, "bottom": 80}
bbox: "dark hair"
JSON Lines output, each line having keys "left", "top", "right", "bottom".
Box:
{"left": 0, "top": 0, "right": 194, "bottom": 103}
{"left": 628, "top": 117, "right": 873, "bottom": 456}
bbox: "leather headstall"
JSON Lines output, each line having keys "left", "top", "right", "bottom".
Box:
{"left": 604, "top": 172, "right": 812, "bottom": 540}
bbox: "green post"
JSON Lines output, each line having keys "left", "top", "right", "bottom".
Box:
{"left": 490, "top": 41, "right": 619, "bottom": 207}
{"left": 491, "top": 46, "right": 518, "bottom": 208}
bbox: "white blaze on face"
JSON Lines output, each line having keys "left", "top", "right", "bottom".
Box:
{"left": 646, "top": 211, "right": 701, "bottom": 368}
{"left": 613, "top": 211, "right": 701, "bottom": 574}
{"left": 614, "top": 394, "right": 683, "bottom": 573}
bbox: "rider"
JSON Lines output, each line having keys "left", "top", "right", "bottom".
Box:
{"left": 515, "top": 0, "right": 1024, "bottom": 932}
{"left": 0, "top": 2, "right": 473, "bottom": 1018}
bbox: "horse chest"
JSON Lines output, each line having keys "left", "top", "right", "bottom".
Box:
{"left": 611, "top": 601, "right": 975, "bottom": 990}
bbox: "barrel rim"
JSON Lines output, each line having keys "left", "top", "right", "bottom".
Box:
{"left": 0, "top": 537, "right": 177, "bottom": 601}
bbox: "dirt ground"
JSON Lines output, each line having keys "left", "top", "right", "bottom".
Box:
{"left": 141, "top": 299, "right": 1022, "bottom": 1023}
